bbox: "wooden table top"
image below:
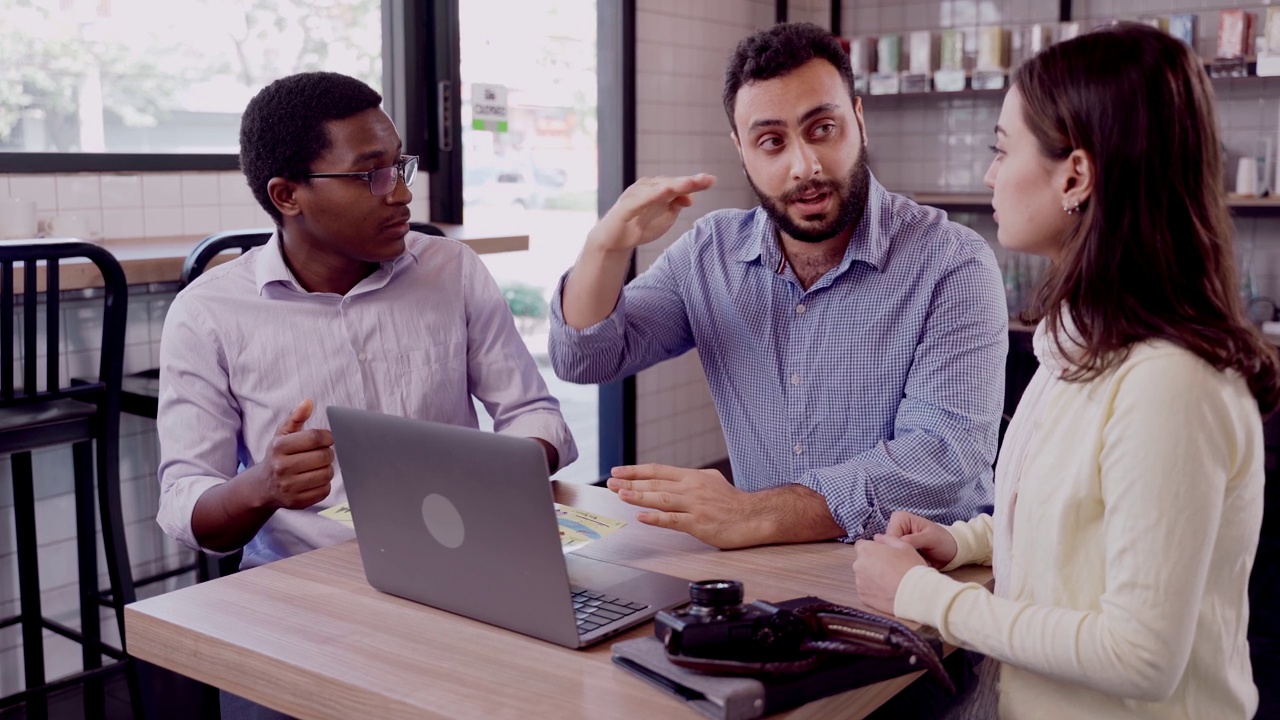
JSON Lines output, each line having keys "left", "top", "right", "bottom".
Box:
{"left": 1, "top": 224, "right": 528, "bottom": 292}
{"left": 125, "top": 483, "right": 992, "bottom": 720}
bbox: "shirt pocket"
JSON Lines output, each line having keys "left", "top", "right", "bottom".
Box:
{"left": 396, "top": 340, "right": 468, "bottom": 419}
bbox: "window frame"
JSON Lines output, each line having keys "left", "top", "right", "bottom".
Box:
{"left": 0, "top": 0, "right": 407, "bottom": 175}
{"left": 0, "top": 0, "right": 636, "bottom": 476}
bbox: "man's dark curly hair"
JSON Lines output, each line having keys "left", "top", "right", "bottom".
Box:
{"left": 722, "top": 22, "right": 856, "bottom": 133}
{"left": 239, "top": 71, "right": 383, "bottom": 223}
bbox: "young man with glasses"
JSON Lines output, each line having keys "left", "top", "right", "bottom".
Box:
{"left": 156, "top": 72, "right": 576, "bottom": 572}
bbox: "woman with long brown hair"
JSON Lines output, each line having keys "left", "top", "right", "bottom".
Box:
{"left": 853, "top": 22, "right": 1278, "bottom": 719}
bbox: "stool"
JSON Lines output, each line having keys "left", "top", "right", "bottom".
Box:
{"left": 0, "top": 242, "right": 142, "bottom": 718}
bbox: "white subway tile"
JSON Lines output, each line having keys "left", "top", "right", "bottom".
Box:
{"left": 218, "top": 172, "right": 254, "bottom": 205}
{"left": 180, "top": 173, "right": 221, "bottom": 207}
{"left": 8, "top": 174, "right": 59, "bottom": 210}
{"left": 55, "top": 174, "right": 102, "bottom": 210}
{"left": 141, "top": 173, "right": 183, "bottom": 208}
{"left": 122, "top": 342, "right": 151, "bottom": 376}
{"left": 182, "top": 205, "right": 221, "bottom": 236}
{"left": 143, "top": 207, "right": 185, "bottom": 238}
{"left": 100, "top": 174, "right": 144, "bottom": 208}
{"left": 32, "top": 493, "right": 77, "bottom": 546}
{"left": 101, "top": 207, "right": 145, "bottom": 241}
{"left": 65, "top": 306, "right": 105, "bottom": 355}
{"left": 219, "top": 205, "right": 250, "bottom": 232}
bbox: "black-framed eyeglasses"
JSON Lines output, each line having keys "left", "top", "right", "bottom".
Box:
{"left": 305, "top": 155, "right": 419, "bottom": 196}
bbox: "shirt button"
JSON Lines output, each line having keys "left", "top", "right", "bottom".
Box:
{"left": 790, "top": 373, "right": 801, "bottom": 385}
{"left": 796, "top": 304, "right": 806, "bottom": 315}
{"left": 793, "top": 443, "right": 804, "bottom": 455}
{"left": 357, "top": 352, "right": 367, "bottom": 361}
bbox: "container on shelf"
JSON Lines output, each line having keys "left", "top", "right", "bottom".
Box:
{"left": 1169, "top": 14, "right": 1197, "bottom": 51}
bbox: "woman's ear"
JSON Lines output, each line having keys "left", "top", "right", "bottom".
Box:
{"left": 1061, "top": 148, "right": 1095, "bottom": 210}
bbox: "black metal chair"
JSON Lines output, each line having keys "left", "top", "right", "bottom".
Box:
{"left": 115, "top": 230, "right": 272, "bottom": 586}
{"left": 119, "top": 229, "right": 273, "bottom": 420}
{"left": 999, "top": 326, "right": 1038, "bottom": 450}
{"left": 0, "top": 242, "right": 142, "bottom": 718}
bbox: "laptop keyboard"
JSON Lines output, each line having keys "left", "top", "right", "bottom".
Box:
{"left": 571, "top": 588, "right": 649, "bottom": 635}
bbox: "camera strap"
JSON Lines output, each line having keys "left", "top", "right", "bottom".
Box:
{"left": 666, "top": 600, "right": 954, "bottom": 693}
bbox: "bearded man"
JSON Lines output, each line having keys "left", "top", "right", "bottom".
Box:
{"left": 549, "top": 22, "right": 1007, "bottom": 550}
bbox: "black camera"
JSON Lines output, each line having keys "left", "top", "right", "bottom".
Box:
{"left": 654, "top": 580, "right": 811, "bottom": 662}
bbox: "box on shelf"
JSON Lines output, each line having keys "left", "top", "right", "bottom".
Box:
{"left": 1140, "top": 16, "right": 1169, "bottom": 33}
{"left": 1168, "top": 14, "right": 1197, "bottom": 51}
{"left": 870, "top": 72, "right": 902, "bottom": 95}
{"left": 1029, "top": 24, "right": 1053, "bottom": 54}
{"left": 1263, "top": 7, "right": 1280, "bottom": 56}
{"left": 873, "top": 35, "right": 902, "bottom": 94}
{"left": 974, "top": 26, "right": 1008, "bottom": 89}
{"left": 1261, "top": 8, "right": 1280, "bottom": 76}
{"left": 877, "top": 34, "right": 901, "bottom": 73}
{"left": 849, "top": 36, "right": 876, "bottom": 93}
{"left": 939, "top": 29, "right": 964, "bottom": 71}
{"left": 908, "top": 30, "right": 938, "bottom": 75}
{"left": 976, "top": 26, "right": 1009, "bottom": 71}
{"left": 902, "top": 30, "right": 937, "bottom": 93}
{"left": 1011, "top": 24, "right": 1054, "bottom": 67}
{"left": 1217, "top": 9, "right": 1254, "bottom": 60}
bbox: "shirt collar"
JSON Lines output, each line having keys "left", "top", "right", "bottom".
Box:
{"left": 254, "top": 228, "right": 419, "bottom": 295}
{"left": 734, "top": 173, "right": 892, "bottom": 275}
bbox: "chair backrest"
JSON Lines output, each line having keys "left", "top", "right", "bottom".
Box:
{"left": 180, "top": 230, "right": 273, "bottom": 287}
{"left": 408, "top": 222, "right": 447, "bottom": 237}
{"left": 0, "top": 241, "right": 127, "bottom": 406}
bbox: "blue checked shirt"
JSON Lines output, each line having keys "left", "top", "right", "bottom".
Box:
{"left": 549, "top": 177, "right": 1006, "bottom": 539}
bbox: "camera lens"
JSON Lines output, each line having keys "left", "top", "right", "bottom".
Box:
{"left": 689, "top": 579, "right": 744, "bottom": 611}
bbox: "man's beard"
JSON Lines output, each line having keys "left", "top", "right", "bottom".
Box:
{"left": 746, "top": 152, "right": 871, "bottom": 244}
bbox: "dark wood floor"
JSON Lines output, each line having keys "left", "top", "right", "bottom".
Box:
{"left": 0, "top": 662, "right": 216, "bottom": 720}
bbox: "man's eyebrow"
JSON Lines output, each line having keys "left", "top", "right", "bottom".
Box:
{"left": 747, "top": 103, "right": 840, "bottom": 133}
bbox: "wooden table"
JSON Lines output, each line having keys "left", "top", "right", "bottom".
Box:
{"left": 2, "top": 227, "right": 529, "bottom": 292}
{"left": 125, "top": 483, "right": 992, "bottom": 719}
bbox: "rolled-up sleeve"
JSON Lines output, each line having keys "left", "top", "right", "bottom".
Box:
{"left": 461, "top": 250, "right": 578, "bottom": 469}
{"left": 156, "top": 298, "right": 243, "bottom": 555}
{"left": 548, "top": 230, "right": 696, "bottom": 385}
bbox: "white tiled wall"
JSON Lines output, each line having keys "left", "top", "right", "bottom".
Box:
{"left": 0, "top": 171, "right": 431, "bottom": 241}
{"left": 788, "top": 0, "right": 831, "bottom": 27}
{"left": 631, "top": 0, "right": 777, "bottom": 468}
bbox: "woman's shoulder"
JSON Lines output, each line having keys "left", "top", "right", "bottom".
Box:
{"left": 1110, "top": 339, "right": 1255, "bottom": 409}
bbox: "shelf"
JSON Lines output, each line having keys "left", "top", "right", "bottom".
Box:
{"left": 902, "top": 192, "right": 1280, "bottom": 215}
{"left": 856, "top": 59, "right": 1274, "bottom": 100}
{"left": 857, "top": 73, "right": 1006, "bottom": 100}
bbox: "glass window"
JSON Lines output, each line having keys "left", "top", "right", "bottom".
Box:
{"left": 0, "top": 0, "right": 383, "bottom": 154}
{"left": 460, "top": 0, "right": 600, "bottom": 483}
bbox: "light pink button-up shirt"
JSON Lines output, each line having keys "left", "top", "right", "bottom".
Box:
{"left": 157, "top": 230, "right": 576, "bottom": 568}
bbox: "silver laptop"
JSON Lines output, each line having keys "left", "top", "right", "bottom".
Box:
{"left": 327, "top": 406, "right": 691, "bottom": 648}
